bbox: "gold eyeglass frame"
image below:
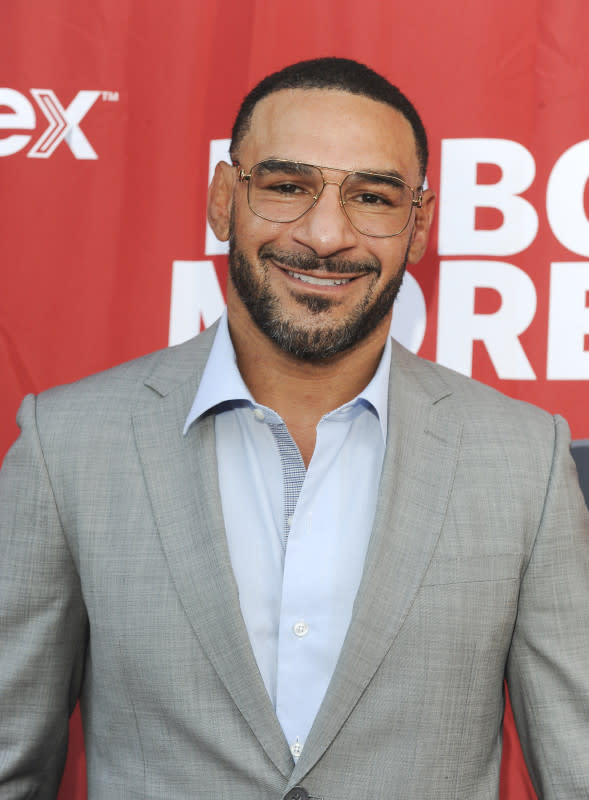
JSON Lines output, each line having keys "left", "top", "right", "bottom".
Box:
{"left": 234, "top": 158, "right": 424, "bottom": 238}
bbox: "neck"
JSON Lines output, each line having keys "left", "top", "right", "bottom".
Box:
{"left": 226, "top": 299, "right": 390, "bottom": 465}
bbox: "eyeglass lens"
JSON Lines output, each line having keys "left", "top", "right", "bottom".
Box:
{"left": 248, "top": 160, "right": 414, "bottom": 237}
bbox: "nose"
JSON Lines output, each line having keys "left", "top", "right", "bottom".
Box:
{"left": 290, "top": 181, "right": 358, "bottom": 258}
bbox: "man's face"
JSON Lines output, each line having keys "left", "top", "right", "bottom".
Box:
{"left": 210, "top": 88, "right": 434, "bottom": 361}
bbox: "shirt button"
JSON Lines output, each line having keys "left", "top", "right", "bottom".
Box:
{"left": 290, "top": 737, "right": 303, "bottom": 760}
{"left": 284, "top": 788, "right": 309, "bottom": 800}
{"left": 253, "top": 408, "right": 265, "bottom": 421}
{"left": 293, "top": 620, "right": 309, "bottom": 637}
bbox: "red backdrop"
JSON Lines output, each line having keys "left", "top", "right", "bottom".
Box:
{"left": 2, "top": 1, "right": 588, "bottom": 797}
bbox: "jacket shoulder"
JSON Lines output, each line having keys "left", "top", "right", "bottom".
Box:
{"left": 39, "top": 324, "right": 216, "bottom": 407}
{"left": 22, "top": 324, "right": 218, "bottom": 437}
{"left": 390, "top": 339, "right": 558, "bottom": 437}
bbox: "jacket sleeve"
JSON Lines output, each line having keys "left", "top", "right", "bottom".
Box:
{"left": 506, "top": 414, "right": 589, "bottom": 799}
{"left": 0, "top": 394, "right": 88, "bottom": 798}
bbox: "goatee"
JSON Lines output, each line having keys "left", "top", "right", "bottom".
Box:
{"left": 228, "top": 240, "right": 407, "bottom": 362}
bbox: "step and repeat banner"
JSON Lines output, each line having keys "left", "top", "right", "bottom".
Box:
{"left": 2, "top": 1, "right": 588, "bottom": 797}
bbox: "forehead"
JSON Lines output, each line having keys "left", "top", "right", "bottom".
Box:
{"left": 239, "top": 88, "right": 420, "bottom": 183}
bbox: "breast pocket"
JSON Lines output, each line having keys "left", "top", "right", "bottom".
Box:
{"left": 421, "top": 553, "right": 522, "bottom": 586}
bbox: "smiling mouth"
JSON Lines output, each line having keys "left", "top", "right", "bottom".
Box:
{"left": 286, "top": 270, "right": 355, "bottom": 287}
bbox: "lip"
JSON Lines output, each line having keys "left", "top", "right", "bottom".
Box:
{"left": 272, "top": 261, "right": 370, "bottom": 292}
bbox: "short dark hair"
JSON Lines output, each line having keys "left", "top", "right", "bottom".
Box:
{"left": 230, "top": 56, "right": 429, "bottom": 181}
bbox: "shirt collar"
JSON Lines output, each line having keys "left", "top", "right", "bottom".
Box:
{"left": 184, "top": 310, "right": 391, "bottom": 442}
{"left": 353, "top": 333, "right": 391, "bottom": 442}
{"left": 183, "top": 311, "right": 253, "bottom": 434}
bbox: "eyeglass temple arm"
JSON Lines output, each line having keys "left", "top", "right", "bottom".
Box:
{"left": 232, "top": 161, "right": 250, "bottom": 182}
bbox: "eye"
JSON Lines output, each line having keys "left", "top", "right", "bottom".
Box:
{"left": 354, "top": 191, "right": 390, "bottom": 206}
{"left": 268, "top": 181, "right": 308, "bottom": 195}
{"left": 344, "top": 175, "right": 408, "bottom": 211}
{"left": 253, "top": 161, "right": 320, "bottom": 198}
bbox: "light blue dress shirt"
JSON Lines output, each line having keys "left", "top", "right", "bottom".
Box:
{"left": 184, "top": 312, "right": 390, "bottom": 760}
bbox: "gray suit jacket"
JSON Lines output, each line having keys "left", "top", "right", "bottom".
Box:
{"left": 1, "top": 325, "right": 589, "bottom": 799}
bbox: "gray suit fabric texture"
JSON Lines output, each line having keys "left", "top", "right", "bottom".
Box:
{"left": 1, "top": 324, "right": 589, "bottom": 799}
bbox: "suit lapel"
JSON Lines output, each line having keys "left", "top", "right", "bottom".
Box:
{"left": 290, "top": 342, "right": 463, "bottom": 784}
{"left": 132, "top": 332, "right": 293, "bottom": 778}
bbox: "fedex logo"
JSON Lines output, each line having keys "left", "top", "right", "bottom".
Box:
{"left": 0, "top": 88, "right": 118, "bottom": 159}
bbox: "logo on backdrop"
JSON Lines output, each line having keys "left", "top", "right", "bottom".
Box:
{"left": 0, "top": 88, "right": 119, "bottom": 159}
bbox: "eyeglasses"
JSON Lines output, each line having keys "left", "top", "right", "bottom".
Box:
{"left": 235, "top": 158, "right": 423, "bottom": 238}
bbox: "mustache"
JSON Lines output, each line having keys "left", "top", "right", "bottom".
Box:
{"left": 258, "top": 245, "right": 380, "bottom": 276}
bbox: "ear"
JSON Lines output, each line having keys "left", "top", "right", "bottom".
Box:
{"left": 207, "top": 161, "right": 236, "bottom": 242}
{"left": 406, "top": 189, "right": 436, "bottom": 264}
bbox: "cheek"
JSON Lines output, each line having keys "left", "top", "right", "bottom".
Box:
{"left": 371, "top": 243, "right": 401, "bottom": 276}
{"left": 382, "top": 235, "right": 413, "bottom": 273}
{"left": 232, "top": 206, "right": 286, "bottom": 252}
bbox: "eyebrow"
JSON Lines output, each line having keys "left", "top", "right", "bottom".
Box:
{"left": 255, "top": 159, "right": 316, "bottom": 177}
{"left": 351, "top": 171, "right": 406, "bottom": 185}
{"left": 256, "top": 158, "right": 409, "bottom": 183}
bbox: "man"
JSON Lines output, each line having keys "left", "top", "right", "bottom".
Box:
{"left": 1, "top": 57, "right": 588, "bottom": 799}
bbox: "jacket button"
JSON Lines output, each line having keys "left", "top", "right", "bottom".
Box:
{"left": 284, "top": 788, "right": 310, "bottom": 800}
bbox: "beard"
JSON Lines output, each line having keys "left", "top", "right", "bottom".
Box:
{"left": 228, "top": 238, "right": 408, "bottom": 362}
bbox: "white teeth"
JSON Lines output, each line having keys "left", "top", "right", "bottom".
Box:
{"left": 287, "top": 270, "right": 351, "bottom": 286}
